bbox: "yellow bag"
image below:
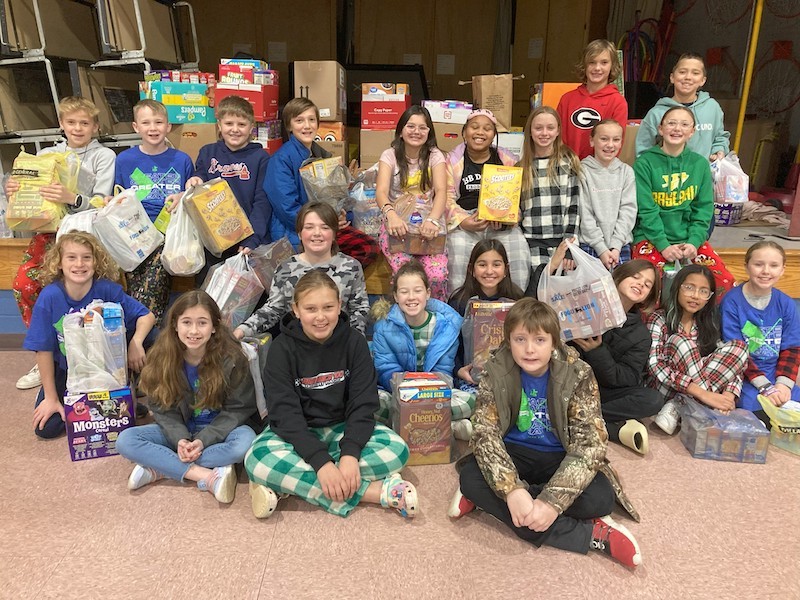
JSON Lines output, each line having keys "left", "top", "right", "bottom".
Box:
{"left": 756, "top": 394, "right": 800, "bottom": 455}
{"left": 6, "top": 151, "right": 80, "bottom": 232}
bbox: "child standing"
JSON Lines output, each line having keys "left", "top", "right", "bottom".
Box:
{"left": 572, "top": 260, "right": 663, "bottom": 454}
{"left": 234, "top": 202, "right": 369, "bottom": 337}
{"left": 645, "top": 264, "right": 748, "bottom": 434}
{"left": 371, "top": 261, "right": 473, "bottom": 437}
{"left": 635, "top": 53, "right": 730, "bottom": 161}
{"left": 453, "top": 298, "right": 642, "bottom": 568}
{"left": 9, "top": 97, "right": 116, "bottom": 391}
{"left": 632, "top": 106, "right": 735, "bottom": 297}
{"left": 557, "top": 39, "right": 628, "bottom": 159}
{"left": 448, "top": 239, "right": 524, "bottom": 388}
{"left": 376, "top": 105, "right": 449, "bottom": 300}
{"left": 186, "top": 95, "right": 271, "bottom": 282}
{"left": 578, "top": 119, "right": 637, "bottom": 269}
{"left": 116, "top": 290, "right": 258, "bottom": 504}
{"left": 114, "top": 99, "right": 194, "bottom": 323}
{"left": 518, "top": 107, "right": 581, "bottom": 270}
{"left": 720, "top": 241, "right": 800, "bottom": 416}
{"left": 245, "top": 270, "right": 416, "bottom": 519}
{"left": 23, "top": 233, "right": 155, "bottom": 438}
{"left": 265, "top": 98, "right": 378, "bottom": 268}
{"left": 445, "top": 109, "right": 530, "bottom": 292}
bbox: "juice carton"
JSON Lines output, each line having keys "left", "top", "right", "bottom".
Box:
{"left": 391, "top": 372, "right": 451, "bottom": 465}
{"left": 64, "top": 388, "right": 135, "bottom": 461}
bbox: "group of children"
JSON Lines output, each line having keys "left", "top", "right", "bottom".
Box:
{"left": 12, "top": 39, "right": 799, "bottom": 572}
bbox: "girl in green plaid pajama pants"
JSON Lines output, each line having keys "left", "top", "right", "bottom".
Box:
{"left": 245, "top": 270, "right": 418, "bottom": 518}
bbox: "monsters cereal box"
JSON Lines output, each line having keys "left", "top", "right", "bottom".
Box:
{"left": 464, "top": 300, "right": 515, "bottom": 381}
{"left": 391, "top": 372, "right": 451, "bottom": 465}
{"left": 477, "top": 164, "right": 523, "bottom": 224}
{"left": 64, "top": 388, "right": 134, "bottom": 461}
{"left": 182, "top": 178, "right": 254, "bottom": 257}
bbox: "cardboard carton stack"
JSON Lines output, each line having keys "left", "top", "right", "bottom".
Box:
{"left": 138, "top": 72, "right": 216, "bottom": 125}
{"left": 294, "top": 61, "right": 348, "bottom": 162}
{"left": 421, "top": 100, "right": 472, "bottom": 153}
{"left": 359, "top": 83, "right": 411, "bottom": 168}
{"left": 215, "top": 58, "right": 279, "bottom": 124}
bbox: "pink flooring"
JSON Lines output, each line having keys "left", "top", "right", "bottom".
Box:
{"left": 3, "top": 349, "right": 800, "bottom": 600}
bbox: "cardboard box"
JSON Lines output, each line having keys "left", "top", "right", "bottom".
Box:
{"left": 214, "top": 84, "right": 279, "bottom": 122}
{"left": 422, "top": 100, "right": 473, "bottom": 124}
{"left": 167, "top": 124, "right": 219, "bottom": 163}
{"left": 139, "top": 81, "right": 210, "bottom": 106}
{"left": 163, "top": 105, "right": 216, "bottom": 125}
{"left": 361, "top": 83, "right": 410, "bottom": 95}
{"left": 360, "top": 129, "right": 395, "bottom": 168}
{"left": 264, "top": 139, "right": 283, "bottom": 155}
{"left": 361, "top": 95, "right": 411, "bottom": 130}
{"left": 391, "top": 372, "right": 451, "bottom": 466}
{"left": 294, "top": 60, "right": 347, "bottom": 122}
{"left": 532, "top": 82, "right": 581, "bottom": 110}
{"left": 315, "top": 122, "right": 347, "bottom": 142}
{"left": 64, "top": 388, "right": 135, "bottom": 462}
{"left": 319, "top": 140, "right": 347, "bottom": 162}
{"left": 220, "top": 58, "right": 269, "bottom": 70}
{"left": 433, "top": 122, "right": 463, "bottom": 153}
{"left": 497, "top": 132, "right": 525, "bottom": 162}
{"left": 183, "top": 178, "right": 254, "bottom": 256}
{"left": 618, "top": 123, "right": 641, "bottom": 167}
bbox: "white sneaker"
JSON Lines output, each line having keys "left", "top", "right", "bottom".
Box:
{"left": 16, "top": 364, "right": 41, "bottom": 390}
{"left": 452, "top": 419, "right": 473, "bottom": 441}
{"left": 653, "top": 399, "right": 680, "bottom": 435}
{"left": 250, "top": 482, "right": 279, "bottom": 518}
{"left": 212, "top": 465, "right": 238, "bottom": 504}
{"left": 128, "top": 465, "right": 163, "bottom": 490}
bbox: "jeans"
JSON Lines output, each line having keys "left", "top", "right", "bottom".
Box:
{"left": 116, "top": 423, "right": 256, "bottom": 482}
{"left": 34, "top": 367, "right": 68, "bottom": 439}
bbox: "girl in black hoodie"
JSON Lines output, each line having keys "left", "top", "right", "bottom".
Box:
{"left": 244, "top": 270, "right": 418, "bottom": 518}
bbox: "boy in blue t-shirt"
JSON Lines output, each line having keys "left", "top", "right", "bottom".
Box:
{"left": 452, "top": 298, "right": 643, "bottom": 568}
{"left": 114, "top": 99, "right": 194, "bottom": 323}
{"left": 185, "top": 94, "right": 271, "bottom": 283}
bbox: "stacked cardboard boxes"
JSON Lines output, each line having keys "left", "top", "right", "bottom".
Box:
{"left": 294, "top": 61, "right": 349, "bottom": 161}
{"left": 215, "top": 58, "right": 279, "bottom": 123}
{"left": 138, "top": 77, "right": 216, "bottom": 125}
{"left": 359, "top": 83, "right": 411, "bottom": 168}
{"left": 421, "top": 100, "right": 472, "bottom": 153}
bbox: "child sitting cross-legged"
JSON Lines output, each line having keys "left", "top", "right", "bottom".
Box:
{"left": 451, "top": 298, "right": 643, "bottom": 568}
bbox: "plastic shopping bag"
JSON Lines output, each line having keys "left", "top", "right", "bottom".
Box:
{"left": 757, "top": 394, "right": 800, "bottom": 455}
{"left": 63, "top": 301, "right": 128, "bottom": 393}
{"left": 299, "top": 157, "right": 352, "bottom": 212}
{"left": 56, "top": 209, "right": 99, "bottom": 240}
{"left": 202, "top": 253, "right": 265, "bottom": 329}
{"left": 537, "top": 240, "right": 626, "bottom": 340}
{"left": 161, "top": 197, "right": 205, "bottom": 276}
{"left": 241, "top": 334, "right": 272, "bottom": 419}
{"left": 387, "top": 192, "right": 446, "bottom": 256}
{"left": 93, "top": 188, "right": 164, "bottom": 271}
{"left": 247, "top": 238, "right": 294, "bottom": 290}
{"left": 350, "top": 166, "right": 381, "bottom": 237}
{"left": 710, "top": 152, "right": 749, "bottom": 204}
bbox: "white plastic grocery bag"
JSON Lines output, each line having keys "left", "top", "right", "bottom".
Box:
{"left": 161, "top": 196, "right": 205, "bottom": 276}
{"left": 93, "top": 188, "right": 164, "bottom": 271}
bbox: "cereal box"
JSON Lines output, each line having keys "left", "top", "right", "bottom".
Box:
{"left": 464, "top": 300, "right": 515, "bottom": 381}
{"left": 391, "top": 372, "right": 451, "bottom": 465}
{"left": 64, "top": 388, "right": 135, "bottom": 461}
{"left": 477, "top": 164, "right": 523, "bottom": 224}
{"left": 182, "top": 178, "right": 254, "bottom": 257}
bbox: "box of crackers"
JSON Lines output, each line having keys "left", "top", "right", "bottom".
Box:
{"left": 391, "top": 372, "right": 451, "bottom": 465}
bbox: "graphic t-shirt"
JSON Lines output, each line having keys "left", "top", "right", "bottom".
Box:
{"left": 458, "top": 149, "right": 503, "bottom": 211}
{"left": 184, "top": 362, "right": 220, "bottom": 434}
{"left": 504, "top": 370, "right": 563, "bottom": 452}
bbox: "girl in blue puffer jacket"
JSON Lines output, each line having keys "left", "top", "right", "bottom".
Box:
{"left": 371, "top": 260, "right": 474, "bottom": 439}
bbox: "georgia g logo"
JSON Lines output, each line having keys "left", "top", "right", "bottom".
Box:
{"left": 570, "top": 107, "right": 602, "bottom": 129}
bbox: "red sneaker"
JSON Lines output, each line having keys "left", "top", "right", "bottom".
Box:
{"left": 447, "top": 487, "right": 476, "bottom": 518}
{"left": 590, "top": 515, "right": 642, "bottom": 567}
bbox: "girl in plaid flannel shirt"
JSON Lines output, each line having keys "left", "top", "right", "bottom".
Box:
{"left": 644, "top": 264, "right": 747, "bottom": 435}
{"left": 518, "top": 107, "right": 582, "bottom": 270}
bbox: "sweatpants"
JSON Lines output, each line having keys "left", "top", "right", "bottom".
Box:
{"left": 600, "top": 386, "right": 664, "bottom": 441}
{"left": 459, "top": 443, "right": 615, "bottom": 553}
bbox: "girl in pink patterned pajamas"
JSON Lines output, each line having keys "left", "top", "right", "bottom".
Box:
{"left": 375, "top": 105, "right": 449, "bottom": 300}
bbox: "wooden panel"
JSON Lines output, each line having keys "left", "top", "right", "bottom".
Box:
{"left": 543, "top": 0, "right": 589, "bottom": 82}
{"left": 432, "top": 0, "right": 498, "bottom": 101}
{"left": 511, "top": 0, "right": 548, "bottom": 100}
{"left": 0, "top": 238, "right": 31, "bottom": 289}
{"left": 6, "top": 0, "right": 100, "bottom": 61}
{"left": 107, "top": 0, "right": 180, "bottom": 64}
{"left": 717, "top": 247, "right": 800, "bottom": 297}
{"left": 355, "top": 0, "right": 435, "bottom": 95}
{"left": 191, "top": 0, "right": 261, "bottom": 72}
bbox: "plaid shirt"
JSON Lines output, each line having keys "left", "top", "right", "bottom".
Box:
{"left": 337, "top": 226, "right": 379, "bottom": 269}
{"left": 519, "top": 156, "right": 580, "bottom": 267}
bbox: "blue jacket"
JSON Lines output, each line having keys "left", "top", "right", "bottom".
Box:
{"left": 372, "top": 298, "right": 463, "bottom": 391}
{"left": 265, "top": 136, "right": 330, "bottom": 247}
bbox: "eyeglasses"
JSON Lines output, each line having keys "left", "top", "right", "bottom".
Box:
{"left": 680, "top": 283, "right": 714, "bottom": 300}
{"left": 404, "top": 124, "right": 430, "bottom": 133}
{"left": 664, "top": 120, "right": 694, "bottom": 130}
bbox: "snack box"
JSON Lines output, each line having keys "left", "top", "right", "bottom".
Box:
{"left": 680, "top": 405, "right": 769, "bottom": 463}
{"left": 361, "top": 83, "right": 410, "bottom": 95}
{"left": 477, "top": 164, "right": 523, "bottom": 223}
{"left": 214, "top": 83, "right": 279, "bottom": 121}
{"left": 219, "top": 63, "right": 278, "bottom": 85}
{"left": 422, "top": 100, "right": 473, "bottom": 124}
{"left": 182, "top": 178, "right": 254, "bottom": 256}
{"left": 220, "top": 58, "right": 269, "bottom": 70}
{"left": 391, "top": 372, "right": 451, "bottom": 465}
{"left": 466, "top": 300, "right": 515, "bottom": 381}
{"left": 64, "top": 388, "right": 135, "bottom": 462}
{"left": 299, "top": 156, "right": 344, "bottom": 179}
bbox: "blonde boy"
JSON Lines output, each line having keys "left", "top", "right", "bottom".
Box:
{"left": 9, "top": 96, "right": 116, "bottom": 390}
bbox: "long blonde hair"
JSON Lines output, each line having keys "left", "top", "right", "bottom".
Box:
{"left": 519, "top": 106, "right": 581, "bottom": 192}
{"left": 40, "top": 232, "right": 121, "bottom": 286}
{"left": 139, "top": 290, "right": 247, "bottom": 411}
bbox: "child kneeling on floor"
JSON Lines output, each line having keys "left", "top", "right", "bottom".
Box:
{"left": 452, "top": 298, "right": 643, "bottom": 568}
{"left": 245, "top": 270, "right": 417, "bottom": 519}
{"left": 116, "top": 290, "right": 258, "bottom": 504}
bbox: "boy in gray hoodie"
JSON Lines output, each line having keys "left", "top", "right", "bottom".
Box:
{"left": 578, "top": 120, "right": 637, "bottom": 269}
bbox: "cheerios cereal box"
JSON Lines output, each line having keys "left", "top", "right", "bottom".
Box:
{"left": 391, "top": 372, "right": 451, "bottom": 465}
{"left": 477, "top": 164, "right": 523, "bottom": 224}
{"left": 182, "top": 178, "right": 254, "bottom": 256}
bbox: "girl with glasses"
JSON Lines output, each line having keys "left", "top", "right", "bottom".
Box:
{"left": 644, "top": 264, "right": 747, "bottom": 435}
{"left": 631, "top": 106, "right": 735, "bottom": 300}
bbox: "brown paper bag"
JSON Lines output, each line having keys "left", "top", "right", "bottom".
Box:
{"left": 472, "top": 74, "right": 513, "bottom": 133}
